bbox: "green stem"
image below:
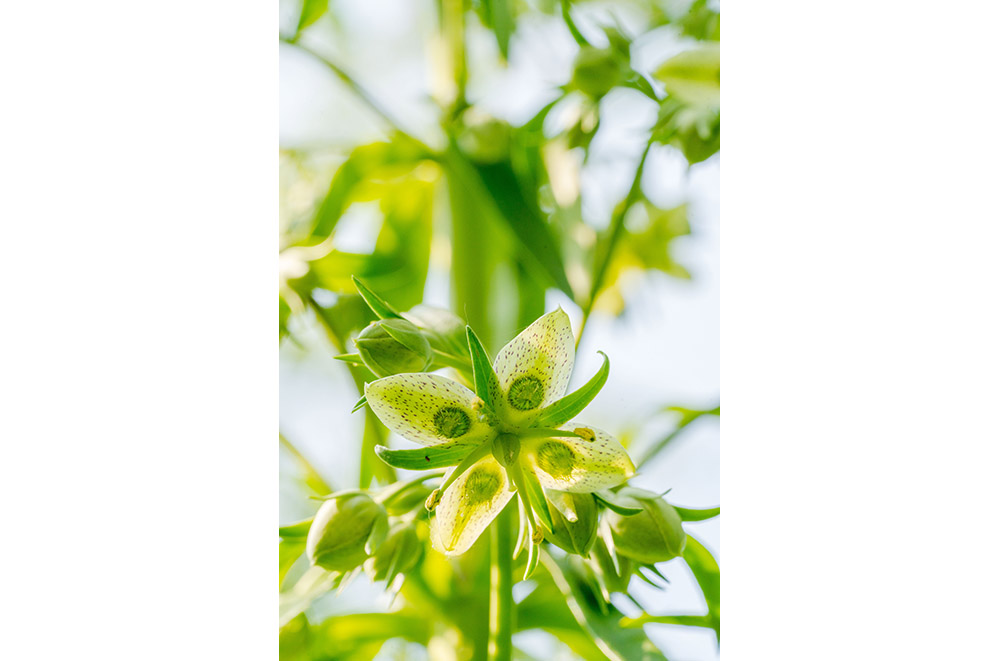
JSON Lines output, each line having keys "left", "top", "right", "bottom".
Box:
{"left": 280, "top": 39, "right": 432, "bottom": 152}
{"left": 575, "top": 138, "right": 655, "bottom": 350}
{"left": 635, "top": 403, "right": 720, "bottom": 469}
{"left": 488, "top": 501, "right": 515, "bottom": 661}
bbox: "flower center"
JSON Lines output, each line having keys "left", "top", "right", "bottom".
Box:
{"left": 433, "top": 406, "right": 471, "bottom": 438}
{"left": 535, "top": 441, "right": 575, "bottom": 478}
{"left": 491, "top": 432, "right": 520, "bottom": 467}
{"left": 507, "top": 375, "right": 544, "bottom": 411}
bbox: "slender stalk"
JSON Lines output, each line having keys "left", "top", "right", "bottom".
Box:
{"left": 280, "top": 39, "right": 432, "bottom": 152}
{"left": 575, "top": 138, "right": 655, "bottom": 350}
{"left": 488, "top": 502, "right": 515, "bottom": 661}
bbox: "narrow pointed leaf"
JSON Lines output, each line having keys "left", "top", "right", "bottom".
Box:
{"left": 515, "top": 464, "right": 554, "bottom": 533}
{"left": 334, "top": 353, "right": 366, "bottom": 365}
{"left": 466, "top": 326, "right": 502, "bottom": 409}
{"left": 675, "top": 506, "right": 720, "bottom": 522}
{"left": 351, "top": 396, "right": 367, "bottom": 413}
{"left": 352, "top": 275, "right": 403, "bottom": 319}
{"left": 683, "top": 534, "right": 720, "bottom": 639}
{"left": 374, "top": 442, "right": 474, "bottom": 470}
{"left": 594, "top": 489, "right": 643, "bottom": 516}
{"left": 279, "top": 519, "right": 314, "bottom": 538}
{"left": 535, "top": 351, "right": 610, "bottom": 427}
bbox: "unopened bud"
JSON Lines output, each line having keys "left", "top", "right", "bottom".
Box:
{"left": 355, "top": 318, "right": 432, "bottom": 378}
{"left": 306, "top": 492, "right": 388, "bottom": 572}
{"left": 365, "top": 523, "right": 422, "bottom": 582}
{"left": 607, "top": 487, "right": 686, "bottom": 563}
{"left": 574, "top": 427, "right": 595, "bottom": 442}
{"left": 542, "top": 490, "right": 598, "bottom": 555}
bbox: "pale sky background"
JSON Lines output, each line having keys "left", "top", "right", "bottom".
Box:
{"left": 280, "top": 1, "right": 719, "bottom": 658}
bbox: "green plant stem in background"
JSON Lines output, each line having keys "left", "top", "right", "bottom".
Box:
{"left": 279, "top": 432, "right": 333, "bottom": 495}
{"left": 576, "top": 138, "right": 655, "bottom": 349}
{"left": 280, "top": 39, "right": 432, "bottom": 153}
{"left": 488, "top": 502, "right": 515, "bottom": 661}
{"left": 635, "top": 403, "right": 721, "bottom": 469}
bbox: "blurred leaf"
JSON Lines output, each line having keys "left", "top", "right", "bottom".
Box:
{"left": 280, "top": 434, "right": 333, "bottom": 496}
{"left": 477, "top": 0, "right": 516, "bottom": 59}
{"left": 296, "top": 0, "right": 328, "bottom": 34}
{"left": 677, "top": 0, "right": 721, "bottom": 42}
{"left": 279, "top": 565, "right": 338, "bottom": 627}
{"left": 280, "top": 538, "right": 307, "bottom": 587}
{"left": 467, "top": 326, "right": 502, "bottom": 409}
{"left": 653, "top": 44, "right": 720, "bottom": 107}
{"left": 675, "top": 506, "right": 720, "bottom": 522}
{"left": 310, "top": 137, "right": 427, "bottom": 239}
{"left": 279, "top": 519, "right": 315, "bottom": 538}
{"left": 451, "top": 145, "right": 575, "bottom": 298}
{"left": 635, "top": 402, "right": 720, "bottom": 468}
{"left": 594, "top": 203, "right": 692, "bottom": 315}
{"left": 652, "top": 98, "right": 720, "bottom": 165}
{"left": 682, "top": 534, "right": 720, "bottom": 640}
{"left": 539, "top": 553, "right": 669, "bottom": 661}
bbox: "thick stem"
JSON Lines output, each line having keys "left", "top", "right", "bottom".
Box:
{"left": 488, "top": 501, "right": 515, "bottom": 661}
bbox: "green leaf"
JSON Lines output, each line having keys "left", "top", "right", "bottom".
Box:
{"left": 466, "top": 326, "right": 502, "bottom": 409}
{"left": 279, "top": 538, "right": 307, "bottom": 587}
{"left": 296, "top": 0, "right": 328, "bottom": 33}
{"left": 535, "top": 351, "right": 610, "bottom": 427}
{"left": 540, "top": 553, "right": 669, "bottom": 661}
{"left": 374, "top": 442, "right": 474, "bottom": 470}
{"left": 351, "top": 396, "right": 367, "bottom": 413}
{"left": 279, "top": 518, "right": 314, "bottom": 538}
{"left": 620, "top": 614, "right": 715, "bottom": 630}
{"left": 279, "top": 565, "right": 338, "bottom": 627}
{"left": 310, "top": 138, "right": 425, "bottom": 238}
{"left": 478, "top": 0, "right": 515, "bottom": 59}
{"left": 675, "top": 506, "right": 720, "bottom": 522}
{"left": 352, "top": 275, "right": 403, "bottom": 320}
{"left": 683, "top": 534, "right": 720, "bottom": 639}
{"left": 454, "top": 147, "right": 574, "bottom": 298}
{"left": 594, "top": 489, "right": 643, "bottom": 516}
{"left": 307, "top": 612, "right": 432, "bottom": 651}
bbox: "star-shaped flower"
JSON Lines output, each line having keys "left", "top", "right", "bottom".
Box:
{"left": 364, "top": 309, "right": 635, "bottom": 556}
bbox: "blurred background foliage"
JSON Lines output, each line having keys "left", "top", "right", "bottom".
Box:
{"left": 279, "top": 0, "right": 719, "bottom": 658}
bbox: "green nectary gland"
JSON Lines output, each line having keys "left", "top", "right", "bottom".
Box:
{"left": 464, "top": 469, "right": 501, "bottom": 504}
{"left": 535, "top": 441, "right": 576, "bottom": 478}
{"left": 507, "top": 375, "right": 544, "bottom": 411}
{"left": 433, "top": 406, "right": 471, "bottom": 438}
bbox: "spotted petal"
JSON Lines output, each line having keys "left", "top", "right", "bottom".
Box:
{"left": 492, "top": 309, "right": 575, "bottom": 421}
{"left": 431, "top": 455, "right": 515, "bottom": 556}
{"left": 522, "top": 424, "right": 635, "bottom": 493}
{"left": 365, "top": 374, "right": 493, "bottom": 448}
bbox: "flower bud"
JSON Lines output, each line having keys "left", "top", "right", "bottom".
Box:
{"left": 607, "top": 487, "right": 686, "bottom": 564}
{"left": 570, "top": 46, "right": 628, "bottom": 97}
{"left": 355, "top": 318, "right": 433, "bottom": 378}
{"left": 365, "top": 522, "right": 422, "bottom": 583}
{"left": 306, "top": 492, "right": 388, "bottom": 572}
{"left": 543, "top": 490, "right": 598, "bottom": 556}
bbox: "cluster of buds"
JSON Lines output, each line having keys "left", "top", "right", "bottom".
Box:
{"left": 303, "top": 476, "right": 436, "bottom": 589}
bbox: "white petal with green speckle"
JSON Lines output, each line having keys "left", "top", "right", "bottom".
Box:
{"left": 522, "top": 423, "right": 635, "bottom": 493}
{"left": 365, "top": 374, "right": 493, "bottom": 448}
{"left": 431, "top": 454, "right": 515, "bottom": 555}
{"left": 492, "top": 309, "right": 575, "bottom": 420}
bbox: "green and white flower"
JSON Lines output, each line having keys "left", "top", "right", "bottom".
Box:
{"left": 364, "top": 309, "right": 635, "bottom": 557}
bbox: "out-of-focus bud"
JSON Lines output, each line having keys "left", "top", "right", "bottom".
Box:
{"left": 355, "top": 318, "right": 433, "bottom": 378}
{"left": 607, "top": 487, "right": 686, "bottom": 564}
{"left": 543, "top": 490, "right": 598, "bottom": 555}
{"left": 570, "top": 46, "right": 628, "bottom": 98}
{"left": 365, "top": 522, "right": 423, "bottom": 583}
{"left": 306, "top": 492, "right": 389, "bottom": 572}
